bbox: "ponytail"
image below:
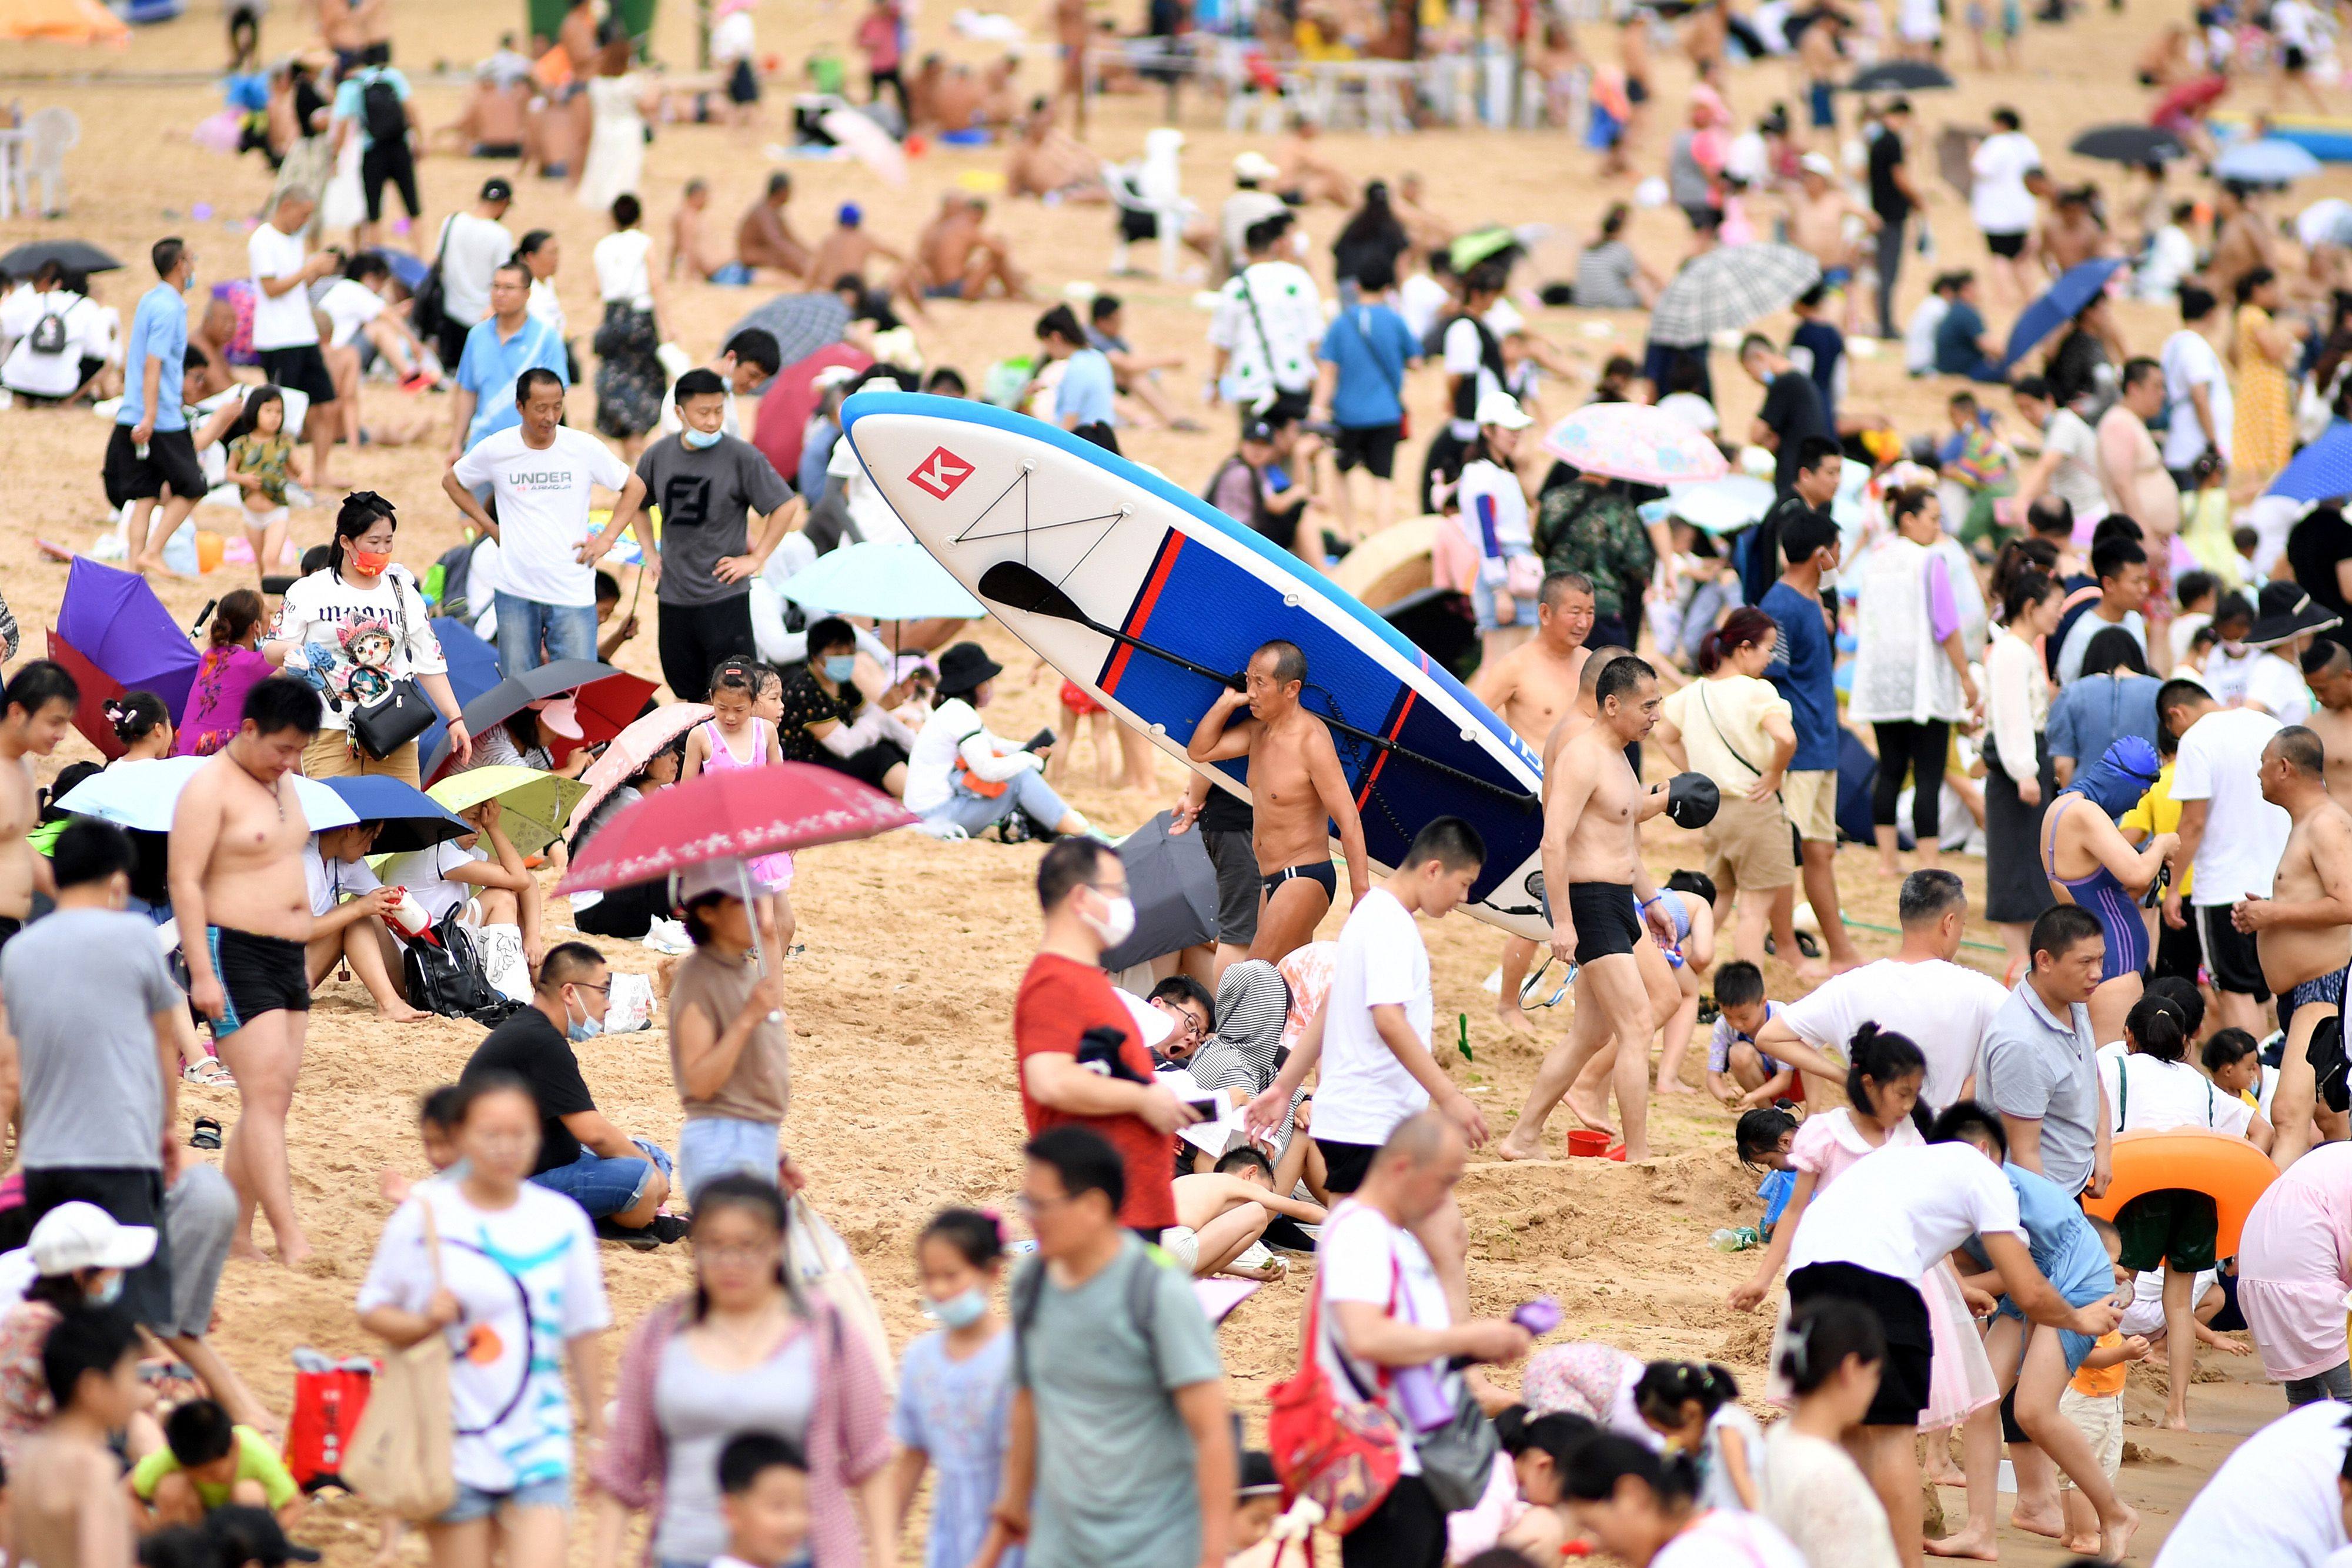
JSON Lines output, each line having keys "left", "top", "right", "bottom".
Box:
{"left": 2124, "top": 993, "right": 2189, "bottom": 1063}
{"left": 1779, "top": 1299, "right": 1886, "bottom": 1395}
{"left": 1695, "top": 606, "right": 1779, "bottom": 677}
{"left": 1633, "top": 1360, "right": 1739, "bottom": 1425}
{"left": 1845, "top": 1021, "right": 1930, "bottom": 1135}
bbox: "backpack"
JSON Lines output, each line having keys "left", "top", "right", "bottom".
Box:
{"left": 360, "top": 72, "right": 406, "bottom": 145}
{"left": 400, "top": 907, "right": 523, "bottom": 1026}
{"left": 1266, "top": 1271, "right": 1403, "bottom": 1532}
{"left": 283, "top": 1349, "right": 377, "bottom": 1495}
{"left": 27, "top": 299, "right": 68, "bottom": 356}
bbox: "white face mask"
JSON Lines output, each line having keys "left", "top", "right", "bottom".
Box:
{"left": 1081, "top": 892, "right": 1136, "bottom": 949}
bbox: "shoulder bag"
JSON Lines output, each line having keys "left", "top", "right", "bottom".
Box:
{"left": 346, "top": 1196, "right": 457, "bottom": 1521}
{"left": 350, "top": 570, "right": 437, "bottom": 760}
{"left": 1383, "top": 1247, "right": 1498, "bottom": 1513}
{"left": 1266, "top": 1271, "right": 1402, "bottom": 1533}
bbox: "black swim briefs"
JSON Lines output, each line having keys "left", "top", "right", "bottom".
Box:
{"left": 206, "top": 926, "right": 310, "bottom": 1038}
{"left": 1566, "top": 880, "right": 1641, "bottom": 965}
{"left": 1262, "top": 861, "right": 1338, "bottom": 901}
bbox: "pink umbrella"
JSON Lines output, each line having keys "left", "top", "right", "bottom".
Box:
{"left": 819, "top": 107, "right": 909, "bottom": 188}
{"left": 565, "top": 702, "right": 711, "bottom": 844}
{"left": 1541, "top": 404, "right": 1730, "bottom": 487}
{"left": 558, "top": 763, "right": 916, "bottom": 895}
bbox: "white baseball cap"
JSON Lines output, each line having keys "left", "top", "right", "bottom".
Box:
{"left": 1232, "top": 151, "right": 1280, "bottom": 183}
{"left": 29, "top": 1203, "right": 156, "bottom": 1277}
{"left": 1799, "top": 152, "right": 1836, "bottom": 178}
{"left": 1474, "top": 391, "right": 1534, "bottom": 431}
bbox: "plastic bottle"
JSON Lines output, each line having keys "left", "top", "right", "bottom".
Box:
{"left": 1708, "top": 1226, "right": 1762, "bottom": 1252}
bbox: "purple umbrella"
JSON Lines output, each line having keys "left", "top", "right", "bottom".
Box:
{"left": 55, "top": 556, "right": 201, "bottom": 726}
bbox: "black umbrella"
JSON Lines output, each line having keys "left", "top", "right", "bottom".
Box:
{"left": 2070, "top": 123, "right": 2187, "bottom": 163}
{"left": 0, "top": 240, "right": 122, "bottom": 277}
{"left": 1099, "top": 811, "right": 1220, "bottom": 971}
{"left": 1844, "top": 60, "right": 1955, "bottom": 92}
{"left": 423, "top": 658, "right": 629, "bottom": 777}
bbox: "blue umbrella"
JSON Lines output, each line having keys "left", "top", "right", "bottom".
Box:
{"left": 417, "top": 616, "right": 503, "bottom": 775}
{"left": 55, "top": 758, "right": 358, "bottom": 834}
{"left": 2268, "top": 422, "right": 2352, "bottom": 503}
{"left": 780, "top": 540, "right": 985, "bottom": 620}
{"left": 369, "top": 248, "right": 429, "bottom": 290}
{"left": 2214, "top": 138, "right": 2324, "bottom": 185}
{"left": 1999, "top": 258, "right": 2126, "bottom": 372}
{"left": 319, "top": 777, "right": 473, "bottom": 853}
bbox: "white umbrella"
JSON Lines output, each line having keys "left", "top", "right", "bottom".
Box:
{"left": 819, "top": 108, "right": 909, "bottom": 188}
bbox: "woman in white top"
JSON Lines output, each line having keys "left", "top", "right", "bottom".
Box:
{"left": 1983, "top": 569, "right": 2066, "bottom": 968}
{"left": 1758, "top": 1301, "right": 1902, "bottom": 1568}
{"left": 903, "top": 643, "right": 1091, "bottom": 841}
{"left": 517, "top": 228, "right": 568, "bottom": 345}
{"left": 1455, "top": 392, "right": 1539, "bottom": 667}
{"left": 1848, "top": 485, "right": 1981, "bottom": 876}
{"left": 1561, "top": 1436, "right": 1808, "bottom": 1568}
{"left": 575, "top": 38, "right": 655, "bottom": 213}
{"left": 591, "top": 189, "right": 666, "bottom": 453}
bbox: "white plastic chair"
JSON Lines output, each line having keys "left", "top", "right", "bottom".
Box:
{"left": 18, "top": 108, "right": 76, "bottom": 218}
{"left": 1105, "top": 128, "right": 1198, "bottom": 282}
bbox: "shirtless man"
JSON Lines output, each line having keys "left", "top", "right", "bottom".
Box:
{"left": 668, "top": 179, "right": 728, "bottom": 281}
{"left": 2301, "top": 641, "right": 2352, "bottom": 800}
{"left": 0, "top": 663, "right": 76, "bottom": 953}
{"left": 1169, "top": 1150, "right": 1326, "bottom": 1280}
{"left": 317, "top": 0, "right": 385, "bottom": 75}
{"left": 1055, "top": 0, "right": 1089, "bottom": 135}
{"left": 1472, "top": 572, "right": 1595, "bottom": 1033}
{"left": 1501, "top": 656, "right": 1680, "bottom": 1163}
{"left": 2036, "top": 187, "right": 2116, "bottom": 278}
{"left": 2233, "top": 726, "right": 2352, "bottom": 1168}
{"left": 1004, "top": 98, "right": 1106, "bottom": 202}
{"left": 804, "top": 203, "right": 907, "bottom": 293}
{"left": 14, "top": 1308, "right": 142, "bottom": 1568}
{"left": 188, "top": 297, "right": 242, "bottom": 401}
{"left": 902, "top": 194, "right": 1031, "bottom": 306}
{"left": 1273, "top": 116, "right": 1356, "bottom": 208}
{"left": 1188, "top": 641, "right": 1371, "bottom": 964}
{"left": 169, "top": 677, "right": 323, "bottom": 1266}
{"left": 1789, "top": 153, "right": 1878, "bottom": 332}
{"left": 736, "top": 173, "right": 811, "bottom": 280}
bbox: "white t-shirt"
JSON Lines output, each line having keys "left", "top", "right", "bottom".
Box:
{"left": 1786, "top": 1142, "right": 2026, "bottom": 1279}
{"left": 2205, "top": 643, "right": 2259, "bottom": 706}
{"left": 2151, "top": 1400, "right": 2351, "bottom": 1566}
{"left": 317, "top": 277, "right": 387, "bottom": 349}
{"left": 2276, "top": 0, "right": 2317, "bottom": 48}
{"left": 2246, "top": 651, "right": 2313, "bottom": 723}
{"left": 2043, "top": 409, "right": 2109, "bottom": 523}
{"left": 304, "top": 838, "right": 382, "bottom": 918}
{"left": 1777, "top": 957, "right": 2011, "bottom": 1111}
{"left": 248, "top": 223, "right": 319, "bottom": 350}
{"left": 1315, "top": 1199, "right": 1453, "bottom": 1477}
{"left": 2171, "top": 706, "right": 2289, "bottom": 905}
{"left": 901, "top": 696, "right": 1027, "bottom": 815}
{"left": 1442, "top": 317, "right": 1506, "bottom": 439}
{"left": 1396, "top": 273, "right": 1449, "bottom": 342}
{"left": 711, "top": 9, "right": 754, "bottom": 59}
{"left": 1652, "top": 1512, "right": 1811, "bottom": 1568}
{"left": 450, "top": 425, "right": 633, "bottom": 608}
{"left": 526, "top": 276, "right": 567, "bottom": 340}
{"left": 1455, "top": 459, "right": 1531, "bottom": 580}
{"left": 268, "top": 566, "right": 448, "bottom": 733}
{"left": 2161, "top": 329, "right": 2236, "bottom": 470}
{"left": 0, "top": 290, "right": 102, "bottom": 396}
{"left": 382, "top": 840, "right": 490, "bottom": 927}
{"left": 594, "top": 228, "right": 655, "bottom": 309}
{"left": 356, "top": 1181, "right": 610, "bottom": 1493}
{"left": 1314, "top": 888, "right": 1435, "bottom": 1146}
{"left": 2101, "top": 1051, "right": 2253, "bottom": 1137}
{"left": 438, "top": 212, "right": 517, "bottom": 328}
{"left": 2054, "top": 607, "right": 2147, "bottom": 686}
{"left": 1905, "top": 294, "right": 1950, "bottom": 375}
{"left": 1970, "top": 132, "right": 2043, "bottom": 234}
{"left": 1760, "top": 1425, "right": 1902, "bottom": 1568}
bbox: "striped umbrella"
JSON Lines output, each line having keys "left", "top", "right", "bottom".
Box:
{"left": 1646, "top": 245, "right": 1823, "bottom": 347}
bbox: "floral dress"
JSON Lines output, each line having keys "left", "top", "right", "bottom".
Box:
{"left": 2234, "top": 303, "right": 2294, "bottom": 482}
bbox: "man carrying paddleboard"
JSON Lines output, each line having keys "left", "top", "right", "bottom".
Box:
{"left": 1187, "top": 640, "right": 1369, "bottom": 965}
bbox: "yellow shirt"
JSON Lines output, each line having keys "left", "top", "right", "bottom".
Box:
{"left": 2070, "top": 1330, "right": 2130, "bottom": 1398}
{"left": 2118, "top": 762, "right": 2191, "bottom": 900}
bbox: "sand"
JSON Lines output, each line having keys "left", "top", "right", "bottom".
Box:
{"left": 1, "top": 0, "right": 2340, "bottom": 1557}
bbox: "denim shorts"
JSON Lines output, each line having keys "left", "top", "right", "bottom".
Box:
{"left": 440, "top": 1474, "right": 573, "bottom": 1523}
{"left": 530, "top": 1138, "right": 671, "bottom": 1219}
{"left": 1469, "top": 561, "right": 1538, "bottom": 634}
{"left": 1994, "top": 1293, "right": 2101, "bottom": 1374}
{"left": 679, "top": 1116, "right": 780, "bottom": 1201}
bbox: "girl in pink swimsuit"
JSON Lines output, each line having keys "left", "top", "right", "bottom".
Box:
{"left": 682, "top": 657, "right": 794, "bottom": 950}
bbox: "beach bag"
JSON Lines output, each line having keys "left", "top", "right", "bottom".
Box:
{"left": 344, "top": 1200, "right": 456, "bottom": 1521}
{"left": 402, "top": 907, "right": 522, "bottom": 1025}
{"left": 1267, "top": 1275, "right": 1402, "bottom": 1532}
{"left": 27, "top": 301, "right": 67, "bottom": 357}
{"left": 283, "top": 1349, "right": 375, "bottom": 1494}
{"left": 1411, "top": 1379, "right": 1501, "bottom": 1513}
{"left": 360, "top": 74, "right": 406, "bottom": 145}
{"left": 784, "top": 1196, "right": 896, "bottom": 1399}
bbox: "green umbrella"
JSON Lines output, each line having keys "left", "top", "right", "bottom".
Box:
{"left": 427, "top": 767, "right": 590, "bottom": 859}
{"left": 1448, "top": 226, "right": 1520, "bottom": 275}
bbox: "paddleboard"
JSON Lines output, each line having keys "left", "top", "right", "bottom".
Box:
{"left": 840, "top": 391, "right": 1551, "bottom": 940}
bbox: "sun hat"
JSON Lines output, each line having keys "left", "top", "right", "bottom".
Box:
{"left": 526, "top": 695, "right": 583, "bottom": 738}
{"left": 1799, "top": 152, "right": 1836, "bottom": 177}
{"left": 2247, "top": 581, "right": 2344, "bottom": 647}
{"left": 936, "top": 642, "right": 1004, "bottom": 698}
{"left": 29, "top": 1202, "right": 156, "bottom": 1277}
{"left": 1474, "top": 391, "right": 1534, "bottom": 431}
{"left": 1231, "top": 151, "right": 1279, "bottom": 183}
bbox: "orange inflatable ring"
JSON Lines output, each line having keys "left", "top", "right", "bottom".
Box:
{"left": 2081, "top": 1128, "right": 2279, "bottom": 1260}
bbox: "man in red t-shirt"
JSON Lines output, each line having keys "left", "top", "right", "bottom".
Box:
{"left": 1014, "top": 838, "right": 1201, "bottom": 1240}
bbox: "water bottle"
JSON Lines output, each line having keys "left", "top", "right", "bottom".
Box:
{"left": 1709, "top": 1226, "right": 1761, "bottom": 1252}
{"left": 1392, "top": 1362, "right": 1456, "bottom": 1432}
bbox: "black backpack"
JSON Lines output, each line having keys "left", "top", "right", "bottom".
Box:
{"left": 402, "top": 907, "right": 523, "bottom": 1026}
{"left": 360, "top": 73, "right": 406, "bottom": 145}
{"left": 27, "top": 300, "right": 68, "bottom": 356}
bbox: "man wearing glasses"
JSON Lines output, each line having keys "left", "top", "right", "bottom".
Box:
{"left": 462, "top": 942, "right": 683, "bottom": 1246}
{"left": 1146, "top": 976, "right": 1215, "bottom": 1066}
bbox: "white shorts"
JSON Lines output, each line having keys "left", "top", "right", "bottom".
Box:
{"left": 2119, "top": 1268, "right": 2220, "bottom": 1338}
{"left": 1162, "top": 1224, "right": 1200, "bottom": 1271}
{"left": 2056, "top": 1387, "right": 2124, "bottom": 1490}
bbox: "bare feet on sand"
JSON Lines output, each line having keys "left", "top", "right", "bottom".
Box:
{"left": 2160, "top": 1412, "right": 2192, "bottom": 1432}
{"left": 1924, "top": 1528, "right": 1998, "bottom": 1560}
{"left": 1922, "top": 1447, "right": 1963, "bottom": 1487}
{"left": 1494, "top": 1000, "right": 1536, "bottom": 1037}
{"left": 1564, "top": 1090, "right": 1618, "bottom": 1141}
{"left": 380, "top": 1001, "right": 432, "bottom": 1023}
{"left": 1495, "top": 1128, "right": 1548, "bottom": 1161}
{"left": 229, "top": 1238, "right": 271, "bottom": 1263}
{"left": 2100, "top": 1506, "right": 2141, "bottom": 1562}
{"left": 2006, "top": 1503, "right": 2065, "bottom": 1542}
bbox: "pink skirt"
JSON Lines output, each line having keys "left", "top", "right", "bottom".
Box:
{"left": 1919, "top": 1264, "right": 2001, "bottom": 1428}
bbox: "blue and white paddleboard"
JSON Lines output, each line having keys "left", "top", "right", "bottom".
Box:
{"left": 840, "top": 391, "right": 1550, "bottom": 940}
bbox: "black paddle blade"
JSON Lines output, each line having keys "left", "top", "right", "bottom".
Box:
{"left": 978, "top": 560, "right": 1086, "bottom": 622}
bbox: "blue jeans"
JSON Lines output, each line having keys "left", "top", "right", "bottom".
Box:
{"left": 440, "top": 1475, "right": 574, "bottom": 1523}
{"left": 493, "top": 591, "right": 599, "bottom": 677}
{"left": 678, "top": 1115, "right": 780, "bottom": 1201}
{"left": 531, "top": 1138, "right": 670, "bottom": 1219}
{"left": 919, "top": 768, "right": 1074, "bottom": 836}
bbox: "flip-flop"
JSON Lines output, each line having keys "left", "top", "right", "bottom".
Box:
{"left": 189, "top": 1116, "right": 223, "bottom": 1151}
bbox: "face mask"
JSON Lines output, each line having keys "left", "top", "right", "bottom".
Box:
{"left": 925, "top": 1286, "right": 988, "bottom": 1329}
{"left": 822, "top": 656, "right": 857, "bottom": 683}
{"left": 91, "top": 1274, "right": 123, "bottom": 1306}
{"left": 351, "top": 547, "right": 393, "bottom": 575}
{"left": 681, "top": 426, "right": 723, "bottom": 450}
{"left": 1081, "top": 894, "right": 1136, "bottom": 949}
{"left": 567, "top": 993, "right": 604, "bottom": 1042}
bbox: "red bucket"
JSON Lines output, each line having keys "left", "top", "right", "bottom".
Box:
{"left": 1566, "top": 1130, "right": 1611, "bottom": 1158}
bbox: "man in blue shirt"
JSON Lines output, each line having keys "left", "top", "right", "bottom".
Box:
{"left": 329, "top": 56, "right": 422, "bottom": 252}
{"left": 1934, "top": 271, "right": 2007, "bottom": 383}
{"left": 1038, "top": 303, "right": 1116, "bottom": 430}
{"left": 447, "top": 261, "right": 567, "bottom": 456}
{"left": 108, "top": 238, "right": 208, "bottom": 578}
{"left": 1311, "top": 257, "right": 1421, "bottom": 539}
{"left": 1760, "top": 505, "right": 1864, "bottom": 974}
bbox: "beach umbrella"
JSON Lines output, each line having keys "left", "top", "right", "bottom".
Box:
{"left": 1657, "top": 475, "right": 1777, "bottom": 535}
{"left": 2267, "top": 423, "right": 2352, "bottom": 502}
{"left": 2151, "top": 74, "right": 2229, "bottom": 126}
{"left": 557, "top": 761, "right": 914, "bottom": 895}
{"left": 1844, "top": 60, "right": 1954, "bottom": 92}
{"left": 54, "top": 757, "right": 357, "bottom": 834}
{"left": 1999, "top": 257, "right": 2125, "bottom": 372}
{"left": 1541, "top": 403, "right": 1731, "bottom": 487}
{"left": 566, "top": 701, "right": 712, "bottom": 844}
{"left": 422, "top": 660, "right": 655, "bottom": 780}
{"left": 0, "top": 239, "right": 120, "bottom": 276}
{"left": 415, "top": 616, "right": 502, "bottom": 776}
{"left": 780, "top": 539, "right": 986, "bottom": 620}
{"left": 727, "top": 293, "right": 853, "bottom": 377}
{"left": 1448, "top": 226, "right": 1521, "bottom": 275}
{"left": 427, "top": 766, "right": 590, "bottom": 860}
{"left": 2214, "top": 138, "right": 2324, "bottom": 185}
{"left": 2069, "top": 124, "right": 2186, "bottom": 163}
{"left": 368, "top": 248, "right": 429, "bottom": 290}
{"left": 50, "top": 556, "right": 202, "bottom": 760}
{"left": 318, "top": 776, "right": 472, "bottom": 853}
{"left": 1098, "top": 811, "right": 1218, "bottom": 971}
{"left": 750, "top": 343, "right": 870, "bottom": 483}
{"left": 2299, "top": 198, "right": 2352, "bottom": 248}
{"left": 818, "top": 107, "right": 908, "bottom": 187}
{"left": 1647, "top": 244, "right": 1822, "bottom": 346}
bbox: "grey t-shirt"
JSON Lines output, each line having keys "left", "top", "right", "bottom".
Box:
{"left": 4, "top": 908, "right": 180, "bottom": 1170}
{"left": 1013, "top": 1237, "right": 1224, "bottom": 1568}
{"left": 652, "top": 1329, "right": 814, "bottom": 1563}
{"left": 1974, "top": 979, "right": 2102, "bottom": 1194}
{"left": 634, "top": 432, "right": 794, "bottom": 607}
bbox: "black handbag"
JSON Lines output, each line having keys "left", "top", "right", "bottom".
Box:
{"left": 348, "top": 570, "right": 436, "bottom": 760}
{"left": 410, "top": 218, "right": 454, "bottom": 342}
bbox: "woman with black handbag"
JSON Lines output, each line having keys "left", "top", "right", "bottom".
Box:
{"left": 264, "top": 493, "right": 472, "bottom": 783}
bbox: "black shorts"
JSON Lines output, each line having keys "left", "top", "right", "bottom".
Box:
{"left": 2286, "top": 42, "right": 2310, "bottom": 71}
{"left": 1201, "top": 828, "right": 1261, "bottom": 947}
{"left": 206, "top": 926, "right": 310, "bottom": 1038}
{"left": 1263, "top": 860, "right": 1337, "bottom": 902}
{"left": 360, "top": 138, "right": 420, "bottom": 223}
{"left": 1788, "top": 1263, "right": 1932, "bottom": 1426}
{"left": 1315, "top": 1136, "right": 1379, "bottom": 1195}
{"left": 1566, "top": 880, "right": 1640, "bottom": 964}
{"left": 1626, "top": 73, "right": 1651, "bottom": 103}
{"left": 813, "top": 740, "right": 908, "bottom": 792}
{"left": 1332, "top": 423, "right": 1402, "bottom": 480}
{"left": 257, "top": 344, "right": 337, "bottom": 408}
{"left": 23, "top": 1166, "right": 173, "bottom": 1330}
{"left": 102, "top": 424, "right": 206, "bottom": 507}
{"left": 2197, "top": 905, "right": 2273, "bottom": 1001}
{"left": 0, "top": 917, "right": 22, "bottom": 954}
{"left": 726, "top": 56, "right": 761, "bottom": 104}
{"left": 1985, "top": 230, "right": 2029, "bottom": 259}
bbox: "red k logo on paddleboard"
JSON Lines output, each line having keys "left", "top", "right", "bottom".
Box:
{"left": 908, "top": 446, "right": 974, "bottom": 500}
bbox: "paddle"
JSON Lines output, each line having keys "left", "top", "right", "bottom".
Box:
{"left": 978, "top": 561, "right": 1536, "bottom": 807}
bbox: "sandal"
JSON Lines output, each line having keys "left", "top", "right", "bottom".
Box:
{"left": 183, "top": 1057, "right": 235, "bottom": 1087}
{"left": 190, "top": 1116, "right": 223, "bottom": 1151}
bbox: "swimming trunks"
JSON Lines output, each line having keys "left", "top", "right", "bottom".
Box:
{"left": 2284, "top": 961, "right": 2349, "bottom": 1027}
{"left": 1262, "top": 861, "right": 1337, "bottom": 901}
{"left": 2042, "top": 794, "right": 2150, "bottom": 982}
{"left": 924, "top": 282, "right": 968, "bottom": 300}
{"left": 206, "top": 927, "right": 310, "bottom": 1038}
{"left": 1567, "top": 880, "right": 1642, "bottom": 964}
{"left": 0, "top": 916, "right": 22, "bottom": 954}
{"left": 1820, "top": 265, "right": 1853, "bottom": 288}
